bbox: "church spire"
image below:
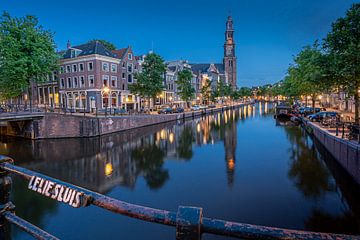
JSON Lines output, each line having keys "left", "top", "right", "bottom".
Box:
{"left": 223, "top": 15, "right": 237, "bottom": 89}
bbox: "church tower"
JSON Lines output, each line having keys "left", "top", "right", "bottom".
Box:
{"left": 223, "top": 16, "right": 237, "bottom": 89}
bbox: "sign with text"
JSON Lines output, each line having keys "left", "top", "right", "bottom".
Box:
{"left": 28, "top": 176, "right": 89, "bottom": 208}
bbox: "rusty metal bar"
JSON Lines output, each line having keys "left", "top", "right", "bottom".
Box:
{"left": 1, "top": 159, "right": 360, "bottom": 240}
{"left": 201, "top": 218, "right": 359, "bottom": 240}
{"left": 0, "top": 162, "right": 178, "bottom": 226}
{"left": 3, "top": 211, "right": 59, "bottom": 240}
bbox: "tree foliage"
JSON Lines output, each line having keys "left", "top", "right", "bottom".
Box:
{"left": 324, "top": 3, "right": 360, "bottom": 124}
{"left": 201, "top": 79, "right": 212, "bottom": 103}
{"left": 129, "top": 53, "right": 166, "bottom": 103}
{"left": 0, "top": 12, "right": 58, "bottom": 99}
{"left": 237, "top": 87, "right": 252, "bottom": 98}
{"left": 176, "top": 69, "right": 195, "bottom": 105}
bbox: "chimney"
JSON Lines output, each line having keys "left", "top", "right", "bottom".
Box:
{"left": 67, "top": 40, "right": 71, "bottom": 49}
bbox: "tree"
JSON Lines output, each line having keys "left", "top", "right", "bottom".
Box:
{"left": 0, "top": 12, "right": 58, "bottom": 106}
{"left": 176, "top": 69, "right": 195, "bottom": 107}
{"left": 238, "top": 87, "right": 252, "bottom": 100}
{"left": 88, "top": 39, "right": 116, "bottom": 51}
{"left": 201, "top": 79, "right": 212, "bottom": 104}
{"left": 324, "top": 3, "right": 360, "bottom": 124}
{"left": 286, "top": 43, "right": 328, "bottom": 110}
{"left": 129, "top": 53, "right": 166, "bottom": 108}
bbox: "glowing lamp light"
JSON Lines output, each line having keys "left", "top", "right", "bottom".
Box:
{"left": 197, "top": 123, "right": 201, "bottom": 133}
{"left": 105, "top": 163, "right": 113, "bottom": 176}
{"left": 169, "top": 133, "right": 174, "bottom": 143}
{"left": 228, "top": 159, "right": 235, "bottom": 170}
{"left": 160, "top": 129, "right": 166, "bottom": 139}
{"left": 103, "top": 86, "right": 110, "bottom": 94}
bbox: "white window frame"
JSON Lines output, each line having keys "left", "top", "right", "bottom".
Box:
{"left": 111, "top": 64, "right": 117, "bottom": 73}
{"left": 102, "top": 75, "right": 109, "bottom": 87}
{"left": 60, "top": 78, "right": 65, "bottom": 89}
{"left": 67, "top": 77, "right": 72, "bottom": 88}
{"left": 79, "top": 63, "right": 84, "bottom": 72}
{"left": 102, "top": 62, "right": 109, "bottom": 72}
{"left": 122, "top": 72, "right": 126, "bottom": 79}
{"left": 128, "top": 74, "right": 133, "bottom": 83}
{"left": 127, "top": 63, "right": 133, "bottom": 73}
{"left": 66, "top": 65, "right": 71, "bottom": 73}
{"left": 72, "top": 64, "right": 77, "bottom": 72}
{"left": 60, "top": 66, "right": 64, "bottom": 74}
{"left": 88, "top": 62, "right": 94, "bottom": 71}
{"left": 73, "top": 76, "right": 78, "bottom": 88}
{"left": 128, "top": 53, "right": 132, "bottom": 60}
{"left": 111, "top": 76, "right": 117, "bottom": 88}
{"left": 88, "top": 75, "right": 95, "bottom": 87}
{"left": 79, "top": 76, "right": 85, "bottom": 88}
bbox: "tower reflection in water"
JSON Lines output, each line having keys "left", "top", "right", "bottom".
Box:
{"left": 1, "top": 102, "right": 359, "bottom": 237}
{"left": 0, "top": 104, "right": 264, "bottom": 195}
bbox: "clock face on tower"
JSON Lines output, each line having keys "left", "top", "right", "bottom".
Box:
{"left": 226, "top": 45, "right": 233, "bottom": 56}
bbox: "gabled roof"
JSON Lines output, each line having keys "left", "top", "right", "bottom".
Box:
{"left": 112, "top": 48, "right": 129, "bottom": 59}
{"left": 214, "top": 64, "right": 225, "bottom": 74}
{"left": 167, "top": 66, "right": 176, "bottom": 72}
{"left": 61, "top": 41, "right": 117, "bottom": 59}
{"left": 190, "top": 63, "right": 225, "bottom": 74}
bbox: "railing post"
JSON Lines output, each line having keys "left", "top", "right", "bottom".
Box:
{"left": 0, "top": 156, "right": 14, "bottom": 240}
{"left": 176, "top": 206, "right": 202, "bottom": 240}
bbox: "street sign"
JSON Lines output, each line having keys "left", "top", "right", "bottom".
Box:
{"left": 28, "top": 176, "right": 88, "bottom": 208}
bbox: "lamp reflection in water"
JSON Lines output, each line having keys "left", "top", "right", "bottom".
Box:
{"left": 105, "top": 162, "right": 113, "bottom": 176}
{"left": 169, "top": 133, "right": 174, "bottom": 143}
{"left": 197, "top": 123, "right": 201, "bottom": 133}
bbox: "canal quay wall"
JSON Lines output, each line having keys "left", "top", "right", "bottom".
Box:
{"left": 0, "top": 104, "right": 247, "bottom": 139}
{"left": 304, "top": 120, "right": 360, "bottom": 185}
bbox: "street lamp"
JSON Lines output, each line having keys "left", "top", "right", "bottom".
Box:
{"left": 103, "top": 86, "right": 110, "bottom": 116}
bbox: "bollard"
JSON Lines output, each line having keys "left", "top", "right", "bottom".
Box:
{"left": 336, "top": 124, "right": 339, "bottom": 136}
{"left": 176, "top": 206, "right": 202, "bottom": 240}
{"left": 0, "top": 156, "right": 14, "bottom": 240}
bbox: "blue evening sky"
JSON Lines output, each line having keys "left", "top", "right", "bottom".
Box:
{"left": 1, "top": 0, "right": 357, "bottom": 87}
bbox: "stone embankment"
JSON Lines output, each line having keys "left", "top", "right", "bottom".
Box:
{"left": 1, "top": 104, "right": 247, "bottom": 139}
{"left": 304, "top": 120, "right": 360, "bottom": 185}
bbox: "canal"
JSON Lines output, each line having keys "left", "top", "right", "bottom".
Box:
{"left": 0, "top": 102, "right": 359, "bottom": 239}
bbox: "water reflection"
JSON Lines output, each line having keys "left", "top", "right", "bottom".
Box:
{"left": 0, "top": 104, "right": 261, "bottom": 195}
{"left": 1, "top": 102, "right": 360, "bottom": 238}
{"left": 284, "top": 127, "right": 334, "bottom": 199}
{"left": 283, "top": 125, "right": 360, "bottom": 234}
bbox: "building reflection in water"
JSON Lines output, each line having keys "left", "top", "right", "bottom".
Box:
{"left": 0, "top": 104, "right": 268, "bottom": 196}
{"left": 2, "top": 102, "right": 360, "bottom": 236}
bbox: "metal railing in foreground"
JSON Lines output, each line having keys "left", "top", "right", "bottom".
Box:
{"left": 0, "top": 155, "right": 359, "bottom": 240}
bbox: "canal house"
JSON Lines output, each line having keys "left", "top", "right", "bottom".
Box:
{"left": 58, "top": 41, "right": 140, "bottom": 112}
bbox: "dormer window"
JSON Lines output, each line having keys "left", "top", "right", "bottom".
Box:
{"left": 70, "top": 49, "right": 82, "bottom": 58}
{"left": 128, "top": 53, "right": 132, "bottom": 60}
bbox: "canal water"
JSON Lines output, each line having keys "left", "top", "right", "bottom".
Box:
{"left": 0, "top": 102, "right": 359, "bottom": 239}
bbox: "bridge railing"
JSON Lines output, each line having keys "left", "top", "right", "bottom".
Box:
{"left": 0, "top": 155, "right": 359, "bottom": 240}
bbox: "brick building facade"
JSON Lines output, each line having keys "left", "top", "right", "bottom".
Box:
{"left": 58, "top": 41, "right": 140, "bottom": 112}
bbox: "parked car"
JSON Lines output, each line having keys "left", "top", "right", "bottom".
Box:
{"left": 191, "top": 105, "right": 200, "bottom": 111}
{"left": 114, "top": 108, "right": 127, "bottom": 115}
{"left": 199, "top": 105, "right": 207, "bottom": 110}
{"left": 299, "top": 107, "right": 322, "bottom": 115}
{"left": 173, "top": 107, "right": 184, "bottom": 113}
{"left": 158, "top": 107, "right": 173, "bottom": 114}
{"left": 308, "top": 111, "right": 338, "bottom": 122}
{"left": 207, "top": 104, "right": 216, "bottom": 108}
